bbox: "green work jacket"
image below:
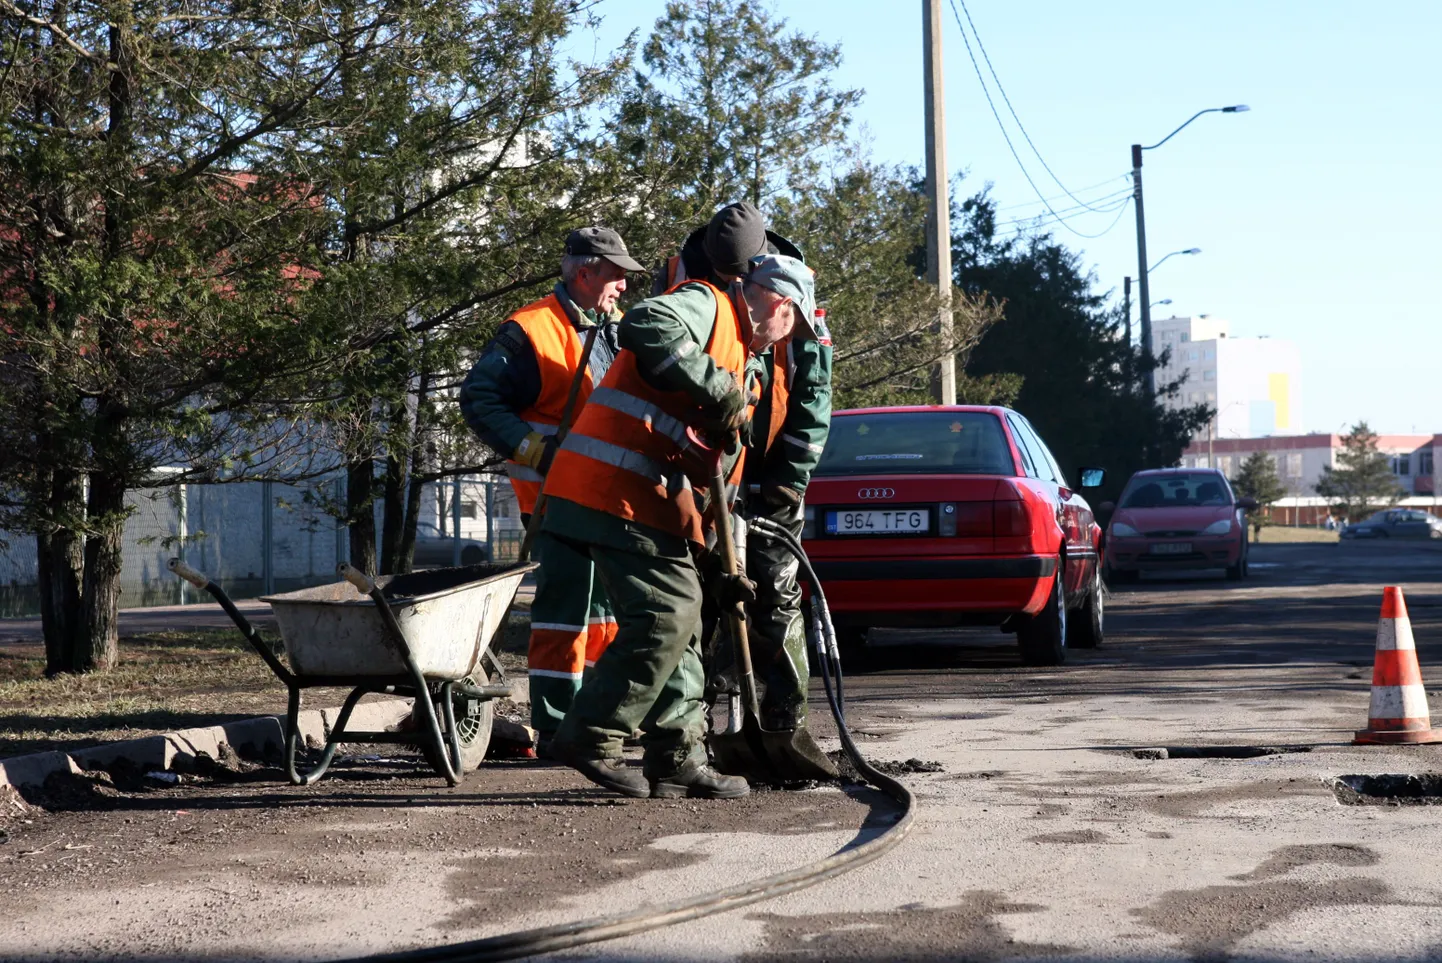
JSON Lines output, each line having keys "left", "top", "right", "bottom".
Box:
{"left": 744, "top": 333, "right": 833, "bottom": 495}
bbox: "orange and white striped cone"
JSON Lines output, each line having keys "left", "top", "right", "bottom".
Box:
{"left": 1354, "top": 586, "right": 1442, "bottom": 745}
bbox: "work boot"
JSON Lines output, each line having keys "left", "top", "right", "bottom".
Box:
{"left": 650, "top": 762, "right": 750, "bottom": 800}
{"left": 548, "top": 741, "right": 650, "bottom": 798}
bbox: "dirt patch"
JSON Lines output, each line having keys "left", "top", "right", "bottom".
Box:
{"left": 1, "top": 751, "right": 885, "bottom": 951}
{"left": 0, "top": 627, "right": 530, "bottom": 760}
{"left": 741, "top": 889, "right": 1072, "bottom": 962}
{"left": 1231, "top": 843, "right": 1379, "bottom": 881}
{"left": 1134, "top": 877, "right": 1396, "bottom": 961}
{"left": 1140, "top": 779, "right": 1330, "bottom": 819}
{"left": 1027, "top": 829, "right": 1111, "bottom": 844}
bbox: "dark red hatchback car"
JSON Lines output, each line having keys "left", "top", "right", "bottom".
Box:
{"left": 802, "top": 406, "right": 1105, "bottom": 666}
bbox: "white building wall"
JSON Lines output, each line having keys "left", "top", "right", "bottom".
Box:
{"left": 1154, "top": 315, "right": 1302, "bottom": 438}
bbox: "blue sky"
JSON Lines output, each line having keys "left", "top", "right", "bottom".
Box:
{"left": 574, "top": 1, "right": 1440, "bottom": 435}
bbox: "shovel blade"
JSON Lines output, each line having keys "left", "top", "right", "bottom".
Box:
{"left": 711, "top": 715, "right": 839, "bottom": 783}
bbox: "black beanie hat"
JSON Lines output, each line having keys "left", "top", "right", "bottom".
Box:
{"left": 704, "top": 201, "right": 768, "bottom": 277}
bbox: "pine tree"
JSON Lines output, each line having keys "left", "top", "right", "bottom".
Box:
{"left": 1233, "top": 452, "right": 1287, "bottom": 538}
{"left": 1315, "top": 422, "right": 1405, "bottom": 525}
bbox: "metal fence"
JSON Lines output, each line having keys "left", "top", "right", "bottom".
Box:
{"left": 0, "top": 473, "right": 516, "bottom": 618}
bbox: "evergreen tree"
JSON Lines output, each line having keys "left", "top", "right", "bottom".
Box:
{"left": 771, "top": 159, "right": 1010, "bottom": 408}
{"left": 954, "top": 193, "right": 1210, "bottom": 496}
{"left": 1315, "top": 422, "right": 1405, "bottom": 525}
{"left": 1232, "top": 451, "right": 1287, "bottom": 538}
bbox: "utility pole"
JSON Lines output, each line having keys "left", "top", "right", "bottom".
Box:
{"left": 923, "top": 0, "right": 955, "bottom": 405}
{"left": 1132, "top": 143, "right": 1153, "bottom": 400}
{"left": 1122, "top": 276, "right": 1132, "bottom": 348}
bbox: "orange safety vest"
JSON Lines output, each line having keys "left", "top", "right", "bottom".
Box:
{"left": 546, "top": 280, "right": 748, "bottom": 545}
{"left": 762, "top": 339, "right": 791, "bottom": 456}
{"left": 502, "top": 294, "right": 595, "bottom": 514}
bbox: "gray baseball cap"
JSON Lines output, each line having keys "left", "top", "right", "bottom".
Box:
{"left": 564, "top": 226, "right": 644, "bottom": 272}
{"left": 747, "top": 254, "right": 816, "bottom": 329}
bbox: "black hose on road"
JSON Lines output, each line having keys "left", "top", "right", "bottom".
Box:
{"left": 351, "top": 521, "right": 915, "bottom": 963}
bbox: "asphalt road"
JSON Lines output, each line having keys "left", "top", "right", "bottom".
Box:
{"left": 4, "top": 540, "right": 1442, "bottom": 962}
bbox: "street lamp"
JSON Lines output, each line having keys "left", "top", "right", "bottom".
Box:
{"left": 1150, "top": 298, "right": 1172, "bottom": 309}
{"left": 1149, "top": 248, "right": 1201, "bottom": 274}
{"left": 1133, "top": 105, "right": 1249, "bottom": 398}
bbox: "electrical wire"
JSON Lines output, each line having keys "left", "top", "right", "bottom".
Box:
{"left": 341, "top": 533, "right": 915, "bottom": 963}
{"left": 953, "top": 0, "right": 1115, "bottom": 214}
{"left": 946, "top": 0, "right": 1133, "bottom": 240}
{"left": 993, "top": 173, "right": 1131, "bottom": 212}
{"left": 1004, "top": 193, "right": 1133, "bottom": 240}
{"left": 996, "top": 185, "right": 1132, "bottom": 226}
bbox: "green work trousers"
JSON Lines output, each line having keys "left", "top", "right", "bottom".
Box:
{"left": 527, "top": 531, "right": 616, "bottom": 738}
{"left": 746, "top": 500, "right": 809, "bottom": 729}
{"left": 551, "top": 536, "right": 708, "bottom": 778}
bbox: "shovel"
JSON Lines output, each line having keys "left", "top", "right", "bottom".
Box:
{"left": 707, "top": 464, "right": 838, "bottom": 783}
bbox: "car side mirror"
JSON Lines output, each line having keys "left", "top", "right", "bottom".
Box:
{"left": 1098, "top": 501, "right": 1116, "bottom": 513}
{"left": 1236, "top": 497, "right": 1259, "bottom": 511}
{"left": 1079, "top": 467, "right": 1105, "bottom": 489}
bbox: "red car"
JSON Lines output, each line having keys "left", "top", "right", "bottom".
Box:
{"left": 801, "top": 406, "right": 1105, "bottom": 666}
{"left": 1100, "top": 468, "right": 1257, "bottom": 582}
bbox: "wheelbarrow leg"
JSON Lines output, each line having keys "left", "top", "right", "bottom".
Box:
{"left": 288, "top": 685, "right": 368, "bottom": 786}
{"left": 338, "top": 564, "right": 463, "bottom": 787}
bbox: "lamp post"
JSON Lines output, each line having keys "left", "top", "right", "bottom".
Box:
{"left": 1133, "top": 105, "right": 1248, "bottom": 398}
{"left": 1150, "top": 298, "right": 1172, "bottom": 310}
{"left": 1149, "top": 248, "right": 1201, "bottom": 275}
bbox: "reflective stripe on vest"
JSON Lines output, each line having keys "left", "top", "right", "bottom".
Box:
{"left": 500, "top": 294, "right": 594, "bottom": 514}
{"left": 544, "top": 279, "right": 746, "bottom": 543}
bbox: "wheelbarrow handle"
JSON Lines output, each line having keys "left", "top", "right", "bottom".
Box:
{"left": 336, "top": 562, "right": 377, "bottom": 595}
{"left": 168, "top": 557, "right": 209, "bottom": 589}
{"left": 167, "top": 557, "right": 293, "bottom": 686}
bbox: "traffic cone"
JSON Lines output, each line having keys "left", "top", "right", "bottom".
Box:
{"left": 1354, "top": 586, "right": 1442, "bottom": 745}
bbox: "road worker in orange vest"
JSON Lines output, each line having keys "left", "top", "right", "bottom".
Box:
{"left": 458, "top": 227, "right": 644, "bottom": 748}
{"left": 540, "top": 204, "right": 810, "bottom": 799}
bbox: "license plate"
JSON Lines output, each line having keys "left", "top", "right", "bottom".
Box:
{"left": 826, "top": 509, "right": 930, "bottom": 535}
{"left": 1150, "top": 542, "right": 1193, "bottom": 555}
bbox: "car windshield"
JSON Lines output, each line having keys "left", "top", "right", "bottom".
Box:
{"left": 813, "top": 412, "right": 1015, "bottom": 476}
{"left": 1120, "top": 472, "right": 1232, "bottom": 508}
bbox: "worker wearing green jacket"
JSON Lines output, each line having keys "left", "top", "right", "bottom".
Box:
{"left": 542, "top": 204, "right": 810, "bottom": 799}
{"left": 743, "top": 263, "right": 831, "bottom": 731}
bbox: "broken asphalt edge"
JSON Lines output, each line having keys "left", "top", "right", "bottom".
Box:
{"left": 0, "top": 698, "right": 412, "bottom": 793}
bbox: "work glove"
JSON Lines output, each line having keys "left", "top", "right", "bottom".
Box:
{"left": 698, "top": 373, "right": 749, "bottom": 443}
{"left": 513, "top": 431, "right": 559, "bottom": 475}
{"left": 761, "top": 482, "right": 802, "bottom": 511}
{"left": 713, "top": 572, "right": 758, "bottom": 611}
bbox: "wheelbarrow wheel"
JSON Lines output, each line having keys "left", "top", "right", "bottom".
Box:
{"left": 413, "top": 668, "right": 494, "bottom": 774}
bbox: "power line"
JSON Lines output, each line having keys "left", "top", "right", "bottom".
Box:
{"left": 998, "top": 185, "right": 1133, "bottom": 223}
{"left": 1004, "top": 194, "right": 1133, "bottom": 240}
{"left": 993, "top": 174, "right": 1131, "bottom": 212}
{"left": 953, "top": 0, "right": 1115, "bottom": 214}
{"left": 945, "top": 0, "right": 1121, "bottom": 239}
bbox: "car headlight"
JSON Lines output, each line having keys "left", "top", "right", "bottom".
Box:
{"left": 1202, "top": 519, "right": 1232, "bottom": 536}
{"left": 1111, "top": 522, "right": 1140, "bottom": 537}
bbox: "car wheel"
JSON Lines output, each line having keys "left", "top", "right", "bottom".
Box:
{"left": 460, "top": 545, "right": 487, "bottom": 566}
{"left": 413, "top": 668, "right": 494, "bottom": 775}
{"left": 1018, "top": 564, "right": 1067, "bottom": 666}
{"left": 1067, "top": 568, "right": 1104, "bottom": 649}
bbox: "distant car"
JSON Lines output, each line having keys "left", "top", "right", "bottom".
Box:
{"left": 1340, "top": 509, "right": 1442, "bottom": 540}
{"left": 1101, "top": 468, "right": 1257, "bottom": 582}
{"left": 410, "top": 535, "right": 490, "bottom": 569}
{"left": 802, "top": 405, "right": 1105, "bottom": 667}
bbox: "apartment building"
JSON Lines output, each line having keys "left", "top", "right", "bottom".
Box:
{"left": 1154, "top": 315, "right": 1302, "bottom": 438}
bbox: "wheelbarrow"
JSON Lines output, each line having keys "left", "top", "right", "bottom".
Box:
{"left": 167, "top": 557, "right": 537, "bottom": 786}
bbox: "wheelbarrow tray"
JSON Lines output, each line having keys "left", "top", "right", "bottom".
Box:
{"left": 260, "top": 562, "right": 530, "bottom": 680}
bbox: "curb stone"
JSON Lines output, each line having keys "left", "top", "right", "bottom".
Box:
{"left": 0, "top": 698, "right": 411, "bottom": 793}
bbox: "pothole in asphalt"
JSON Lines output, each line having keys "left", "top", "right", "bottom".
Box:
{"left": 1331, "top": 773, "right": 1442, "bottom": 806}
{"left": 1128, "top": 746, "right": 1314, "bottom": 760}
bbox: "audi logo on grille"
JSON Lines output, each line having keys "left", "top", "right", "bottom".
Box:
{"left": 857, "top": 487, "right": 896, "bottom": 499}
